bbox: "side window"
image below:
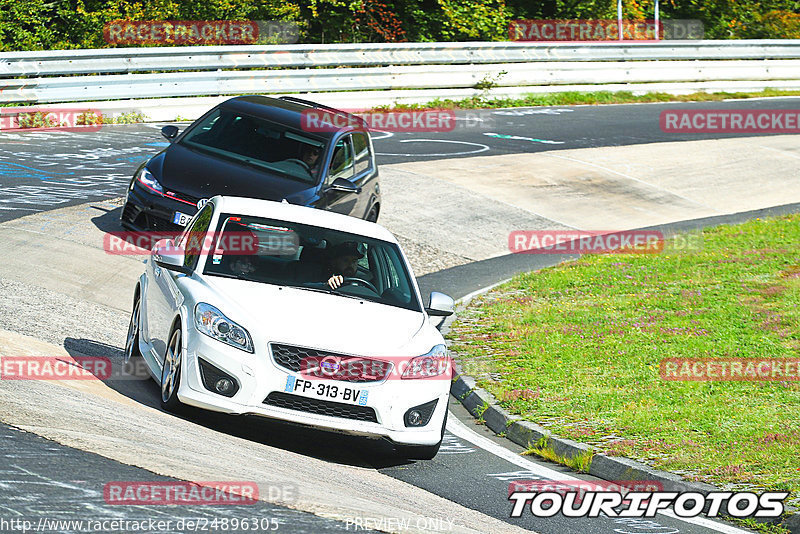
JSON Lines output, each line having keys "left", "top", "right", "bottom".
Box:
{"left": 375, "top": 245, "right": 412, "bottom": 305}
{"left": 383, "top": 249, "right": 401, "bottom": 289}
{"left": 328, "top": 136, "right": 354, "bottom": 182}
{"left": 182, "top": 204, "right": 214, "bottom": 271}
{"left": 352, "top": 132, "right": 371, "bottom": 175}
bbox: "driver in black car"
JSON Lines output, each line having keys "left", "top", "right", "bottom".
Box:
{"left": 299, "top": 144, "right": 321, "bottom": 177}
{"left": 323, "top": 241, "right": 364, "bottom": 289}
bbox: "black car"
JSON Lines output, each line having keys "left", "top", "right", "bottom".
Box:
{"left": 121, "top": 95, "right": 381, "bottom": 232}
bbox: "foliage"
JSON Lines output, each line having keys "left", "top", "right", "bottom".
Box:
{"left": 16, "top": 111, "right": 63, "bottom": 128}
{"left": 0, "top": 0, "right": 799, "bottom": 50}
{"left": 372, "top": 88, "right": 800, "bottom": 112}
{"left": 450, "top": 214, "right": 800, "bottom": 496}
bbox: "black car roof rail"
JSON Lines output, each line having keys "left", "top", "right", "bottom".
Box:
{"left": 279, "top": 96, "right": 367, "bottom": 127}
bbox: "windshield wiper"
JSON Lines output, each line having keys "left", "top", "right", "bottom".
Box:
{"left": 282, "top": 284, "right": 366, "bottom": 302}
{"left": 206, "top": 271, "right": 253, "bottom": 282}
{"left": 283, "top": 284, "right": 330, "bottom": 294}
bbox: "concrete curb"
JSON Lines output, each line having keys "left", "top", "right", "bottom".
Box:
{"left": 441, "top": 267, "right": 800, "bottom": 533}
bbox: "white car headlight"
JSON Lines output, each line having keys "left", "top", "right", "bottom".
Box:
{"left": 401, "top": 344, "right": 450, "bottom": 379}
{"left": 194, "top": 303, "right": 254, "bottom": 353}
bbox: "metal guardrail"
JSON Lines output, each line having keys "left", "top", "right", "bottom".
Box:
{"left": 1, "top": 40, "right": 800, "bottom": 104}
{"left": 2, "top": 40, "right": 800, "bottom": 76}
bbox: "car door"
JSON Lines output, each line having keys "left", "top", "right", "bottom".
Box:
{"left": 319, "top": 135, "right": 359, "bottom": 215}
{"left": 349, "top": 131, "right": 378, "bottom": 218}
{"left": 147, "top": 204, "right": 213, "bottom": 359}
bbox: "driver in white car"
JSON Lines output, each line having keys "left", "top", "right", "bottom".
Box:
{"left": 324, "top": 241, "right": 364, "bottom": 290}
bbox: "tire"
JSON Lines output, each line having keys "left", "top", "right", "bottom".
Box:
{"left": 395, "top": 410, "right": 447, "bottom": 460}
{"left": 160, "top": 327, "right": 185, "bottom": 412}
{"left": 123, "top": 293, "right": 141, "bottom": 364}
{"left": 366, "top": 205, "right": 379, "bottom": 223}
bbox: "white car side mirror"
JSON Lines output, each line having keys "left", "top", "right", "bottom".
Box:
{"left": 425, "top": 291, "right": 454, "bottom": 317}
{"left": 153, "top": 238, "right": 189, "bottom": 274}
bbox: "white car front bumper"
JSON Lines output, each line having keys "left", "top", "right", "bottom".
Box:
{"left": 177, "top": 331, "right": 450, "bottom": 446}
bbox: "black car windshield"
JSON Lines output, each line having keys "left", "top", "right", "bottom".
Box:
{"left": 179, "top": 108, "right": 325, "bottom": 184}
{"left": 203, "top": 214, "right": 422, "bottom": 312}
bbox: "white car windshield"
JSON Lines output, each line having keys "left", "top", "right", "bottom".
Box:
{"left": 203, "top": 214, "right": 422, "bottom": 312}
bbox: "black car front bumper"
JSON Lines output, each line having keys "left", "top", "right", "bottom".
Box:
{"left": 120, "top": 184, "right": 200, "bottom": 232}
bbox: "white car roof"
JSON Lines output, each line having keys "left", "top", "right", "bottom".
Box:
{"left": 211, "top": 196, "right": 397, "bottom": 243}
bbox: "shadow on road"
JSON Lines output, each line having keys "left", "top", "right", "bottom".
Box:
{"left": 89, "top": 205, "right": 124, "bottom": 233}
{"left": 64, "top": 337, "right": 410, "bottom": 470}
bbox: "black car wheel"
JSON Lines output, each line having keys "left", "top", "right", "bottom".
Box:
{"left": 366, "top": 205, "right": 379, "bottom": 223}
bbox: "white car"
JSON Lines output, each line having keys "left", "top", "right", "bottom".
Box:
{"left": 124, "top": 196, "right": 455, "bottom": 459}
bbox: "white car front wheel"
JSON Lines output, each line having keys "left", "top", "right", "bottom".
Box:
{"left": 161, "top": 328, "right": 185, "bottom": 412}
{"left": 123, "top": 295, "right": 141, "bottom": 364}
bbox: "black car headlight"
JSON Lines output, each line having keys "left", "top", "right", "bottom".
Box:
{"left": 136, "top": 168, "right": 164, "bottom": 196}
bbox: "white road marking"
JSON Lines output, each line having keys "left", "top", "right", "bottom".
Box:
{"left": 487, "top": 470, "right": 548, "bottom": 481}
{"left": 758, "top": 145, "right": 800, "bottom": 161}
{"left": 446, "top": 414, "right": 752, "bottom": 534}
{"left": 439, "top": 433, "right": 477, "bottom": 454}
{"left": 369, "top": 130, "right": 394, "bottom": 140}
{"left": 721, "top": 96, "right": 800, "bottom": 102}
{"left": 484, "top": 132, "right": 564, "bottom": 144}
{"left": 375, "top": 139, "right": 490, "bottom": 157}
{"left": 447, "top": 414, "right": 582, "bottom": 481}
{"left": 492, "top": 109, "right": 574, "bottom": 116}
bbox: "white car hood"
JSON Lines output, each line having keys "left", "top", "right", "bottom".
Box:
{"left": 204, "top": 277, "right": 427, "bottom": 355}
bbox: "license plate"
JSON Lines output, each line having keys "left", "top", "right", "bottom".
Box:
{"left": 173, "top": 211, "right": 192, "bottom": 226}
{"left": 284, "top": 376, "right": 368, "bottom": 405}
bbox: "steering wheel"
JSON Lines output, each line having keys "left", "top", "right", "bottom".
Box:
{"left": 284, "top": 158, "right": 311, "bottom": 172}
{"left": 340, "top": 277, "right": 379, "bottom": 294}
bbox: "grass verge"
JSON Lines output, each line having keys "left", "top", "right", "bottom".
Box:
{"left": 374, "top": 88, "right": 800, "bottom": 111}
{"left": 449, "top": 214, "right": 800, "bottom": 508}
{"left": 523, "top": 436, "right": 595, "bottom": 473}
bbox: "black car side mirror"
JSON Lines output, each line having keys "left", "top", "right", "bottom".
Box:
{"left": 161, "top": 125, "right": 179, "bottom": 142}
{"left": 326, "top": 177, "right": 362, "bottom": 194}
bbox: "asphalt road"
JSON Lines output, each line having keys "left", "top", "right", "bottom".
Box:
{"left": 0, "top": 423, "right": 373, "bottom": 534}
{"left": 0, "top": 390, "right": 747, "bottom": 534}
{"left": 1, "top": 98, "right": 799, "bottom": 223}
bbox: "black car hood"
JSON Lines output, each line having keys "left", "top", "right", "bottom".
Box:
{"left": 157, "top": 143, "right": 316, "bottom": 202}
